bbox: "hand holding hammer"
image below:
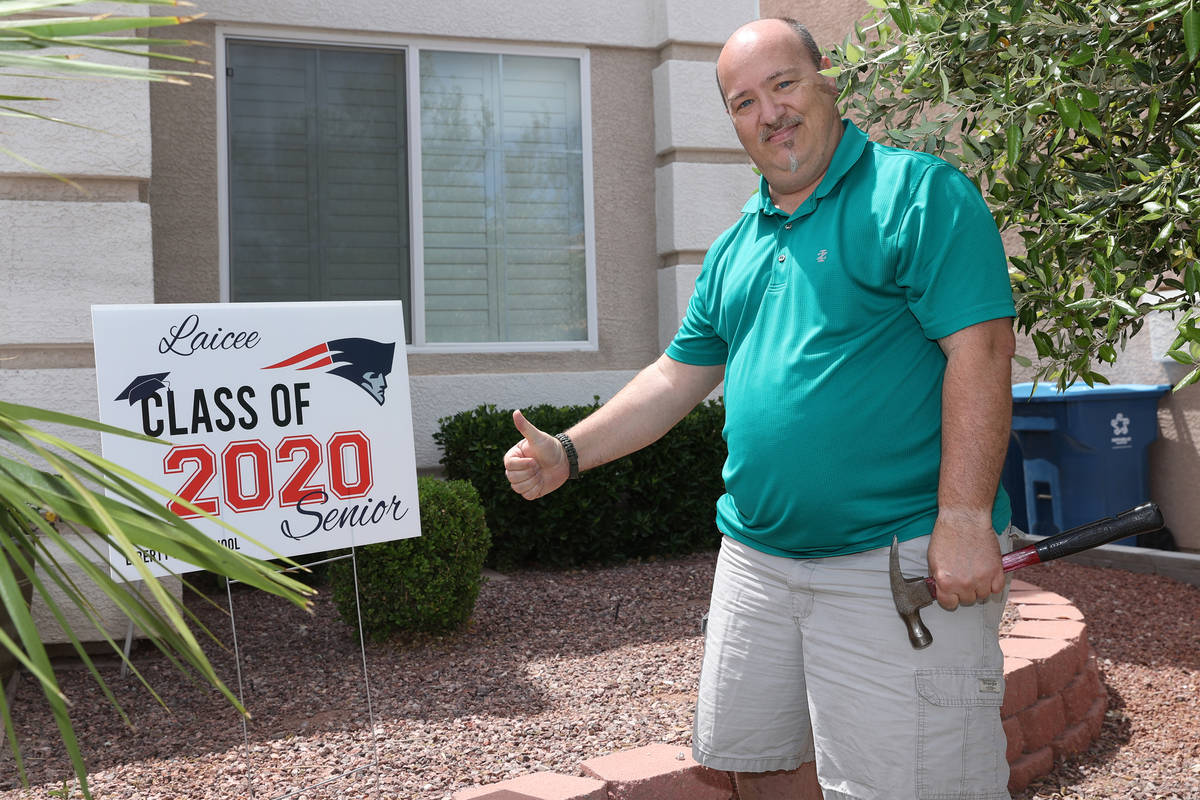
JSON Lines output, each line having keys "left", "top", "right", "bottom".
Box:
{"left": 891, "top": 503, "right": 1164, "bottom": 649}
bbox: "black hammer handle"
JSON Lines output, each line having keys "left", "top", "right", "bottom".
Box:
{"left": 1004, "top": 502, "right": 1164, "bottom": 571}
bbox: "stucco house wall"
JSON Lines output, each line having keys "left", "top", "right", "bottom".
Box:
{"left": 0, "top": 37, "right": 181, "bottom": 644}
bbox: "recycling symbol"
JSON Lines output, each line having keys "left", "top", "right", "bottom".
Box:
{"left": 1110, "top": 413, "right": 1130, "bottom": 436}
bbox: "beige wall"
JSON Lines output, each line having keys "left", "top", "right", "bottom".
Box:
{"left": 0, "top": 27, "right": 184, "bottom": 645}
{"left": 149, "top": 29, "right": 661, "bottom": 377}
{"left": 759, "top": 0, "right": 873, "bottom": 49}
{"left": 150, "top": 22, "right": 221, "bottom": 306}
{"left": 1152, "top": 392, "right": 1200, "bottom": 552}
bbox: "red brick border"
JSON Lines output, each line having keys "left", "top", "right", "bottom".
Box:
{"left": 1001, "top": 578, "right": 1106, "bottom": 793}
{"left": 452, "top": 744, "right": 730, "bottom": 800}
{"left": 453, "top": 580, "right": 1103, "bottom": 799}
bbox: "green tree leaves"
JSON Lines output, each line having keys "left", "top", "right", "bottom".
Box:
{"left": 1184, "top": 3, "right": 1200, "bottom": 61}
{"left": 1056, "top": 94, "right": 1081, "bottom": 129}
{"left": 832, "top": 0, "right": 1200, "bottom": 390}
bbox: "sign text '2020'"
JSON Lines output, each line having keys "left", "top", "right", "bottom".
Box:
{"left": 164, "top": 431, "right": 372, "bottom": 517}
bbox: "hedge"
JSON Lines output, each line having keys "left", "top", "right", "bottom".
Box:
{"left": 434, "top": 398, "right": 726, "bottom": 569}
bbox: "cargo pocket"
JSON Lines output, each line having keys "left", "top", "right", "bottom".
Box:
{"left": 915, "top": 668, "right": 1008, "bottom": 800}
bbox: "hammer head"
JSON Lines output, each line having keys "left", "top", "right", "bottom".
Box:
{"left": 889, "top": 535, "right": 935, "bottom": 649}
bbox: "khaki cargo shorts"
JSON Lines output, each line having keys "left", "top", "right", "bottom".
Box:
{"left": 693, "top": 532, "right": 1014, "bottom": 800}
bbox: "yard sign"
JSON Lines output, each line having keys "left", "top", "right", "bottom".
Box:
{"left": 92, "top": 301, "right": 420, "bottom": 580}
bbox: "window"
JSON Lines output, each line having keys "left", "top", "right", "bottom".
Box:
{"left": 226, "top": 43, "right": 411, "bottom": 322}
{"left": 420, "top": 51, "right": 586, "bottom": 343}
{"left": 223, "top": 37, "right": 594, "bottom": 350}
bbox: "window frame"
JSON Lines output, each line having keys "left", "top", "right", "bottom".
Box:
{"left": 216, "top": 27, "right": 598, "bottom": 353}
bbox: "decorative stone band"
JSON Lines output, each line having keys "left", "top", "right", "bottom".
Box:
{"left": 452, "top": 579, "right": 1103, "bottom": 800}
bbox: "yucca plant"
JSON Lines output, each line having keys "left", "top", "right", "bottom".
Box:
{"left": 1, "top": 3, "right": 316, "bottom": 797}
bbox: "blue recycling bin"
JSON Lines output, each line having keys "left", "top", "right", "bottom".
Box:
{"left": 1002, "top": 382, "right": 1170, "bottom": 544}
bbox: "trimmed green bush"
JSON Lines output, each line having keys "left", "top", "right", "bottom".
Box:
{"left": 329, "top": 477, "right": 490, "bottom": 639}
{"left": 434, "top": 398, "right": 726, "bottom": 569}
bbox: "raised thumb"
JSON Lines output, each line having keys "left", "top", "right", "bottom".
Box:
{"left": 512, "top": 409, "right": 547, "bottom": 446}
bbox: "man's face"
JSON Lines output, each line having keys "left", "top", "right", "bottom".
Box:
{"left": 717, "top": 21, "right": 842, "bottom": 203}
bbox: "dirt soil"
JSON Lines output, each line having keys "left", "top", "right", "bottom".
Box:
{"left": 0, "top": 553, "right": 1196, "bottom": 799}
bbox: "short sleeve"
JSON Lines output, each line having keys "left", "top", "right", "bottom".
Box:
{"left": 893, "top": 163, "right": 1015, "bottom": 340}
{"left": 665, "top": 253, "right": 729, "bottom": 366}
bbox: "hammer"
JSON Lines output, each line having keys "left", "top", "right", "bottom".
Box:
{"left": 891, "top": 502, "right": 1164, "bottom": 649}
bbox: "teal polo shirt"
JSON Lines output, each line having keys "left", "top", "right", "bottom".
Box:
{"left": 667, "top": 120, "right": 1015, "bottom": 558}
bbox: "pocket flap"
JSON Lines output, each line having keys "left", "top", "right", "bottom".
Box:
{"left": 915, "top": 668, "right": 1005, "bottom": 708}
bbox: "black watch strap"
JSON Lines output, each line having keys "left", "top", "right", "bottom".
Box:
{"left": 554, "top": 432, "right": 580, "bottom": 480}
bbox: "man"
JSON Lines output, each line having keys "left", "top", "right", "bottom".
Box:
{"left": 503, "top": 17, "right": 1016, "bottom": 800}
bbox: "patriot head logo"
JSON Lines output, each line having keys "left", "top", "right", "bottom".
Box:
{"left": 263, "top": 338, "right": 396, "bottom": 406}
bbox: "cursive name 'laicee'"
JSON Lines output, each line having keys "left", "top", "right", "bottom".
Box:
{"left": 160, "top": 313, "right": 261, "bottom": 356}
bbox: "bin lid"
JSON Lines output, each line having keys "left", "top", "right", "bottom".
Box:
{"left": 1012, "top": 382, "right": 1171, "bottom": 403}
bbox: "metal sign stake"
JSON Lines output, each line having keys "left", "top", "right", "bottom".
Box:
{"left": 226, "top": 575, "right": 255, "bottom": 799}
{"left": 225, "top": 547, "right": 380, "bottom": 800}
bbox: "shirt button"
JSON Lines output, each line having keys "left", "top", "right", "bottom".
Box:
{"left": 784, "top": 223, "right": 793, "bottom": 230}
{"left": 778, "top": 254, "right": 786, "bottom": 262}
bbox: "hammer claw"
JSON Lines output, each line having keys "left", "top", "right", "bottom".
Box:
{"left": 889, "top": 535, "right": 936, "bottom": 649}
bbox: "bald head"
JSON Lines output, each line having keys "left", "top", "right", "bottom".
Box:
{"left": 716, "top": 18, "right": 821, "bottom": 107}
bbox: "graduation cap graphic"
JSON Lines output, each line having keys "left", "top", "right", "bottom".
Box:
{"left": 263, "top": 338, "right": 396, "bottom": 406}
{"left": 115, "top": 372, "right": 170, "bottom": 405}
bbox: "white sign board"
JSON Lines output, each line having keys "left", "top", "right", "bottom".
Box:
{"left": 92, "top": 302, "right": 420, "bottom": 579}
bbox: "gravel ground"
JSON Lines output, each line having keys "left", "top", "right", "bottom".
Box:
{"left": 1010, "top": 559, "right": 1200, "bottom": 800}
{"left": 0, "top": 552, "right": 1197, "bottom": 799}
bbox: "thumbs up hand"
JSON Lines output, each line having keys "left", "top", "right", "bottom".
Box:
{"left": 503, "top": 410, "right": 570, "bottom": 500}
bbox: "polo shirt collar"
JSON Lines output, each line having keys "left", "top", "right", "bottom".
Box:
{"left": 742, "top": 119, "right": 868, "bottom": 217}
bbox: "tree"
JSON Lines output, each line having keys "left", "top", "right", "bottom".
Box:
{"left": 1, "top": 4, "right": 314, "bottom": 797}
{"left": 826, "top": 0, "right": 1200, "bottom": 390}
